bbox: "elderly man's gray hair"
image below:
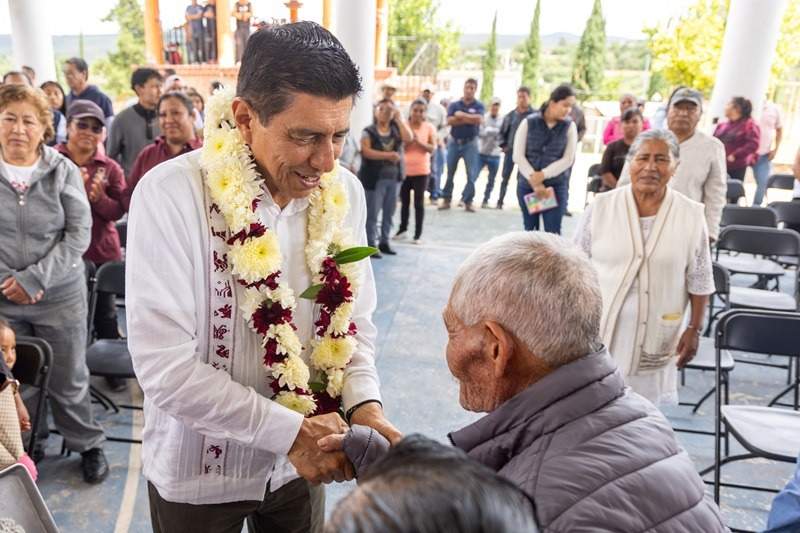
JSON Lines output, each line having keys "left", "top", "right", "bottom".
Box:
{"left": 449, "top": 232, "right": 602, "bottom": 368}
{"left": 627, "top": 129, "right": 681, "bottom": 165}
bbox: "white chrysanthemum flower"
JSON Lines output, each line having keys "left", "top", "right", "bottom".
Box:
{"left": 228, "top": 232, "right": 282, "bottom": 283}
{"left": 204, "top": 86, "right": 236, "bottom": 133}
{"left": 329, "top": 301, "right": 353, "bottom": 336}
{"left": 241, "top": 287, "right": 268, "bottom": 319}
{"left": 267, "top": 322, "right": 303, "bottom": 358}
{"left": 272, "top": 355, "right": 311, "bottom": 390}
{"left": 326, "top": 368, "right": 344, "bottom": 397}
{"left": 322, "top": 180, "right": 348, "bottom": 221}
{"left": 310, "top": 336, "right": 355, "bottom": 370}
{"left": 266, "top": 283, "right": 296, "bottom": 310}
{"left": 273, "top": 390, "right": 317, "bottom": 415}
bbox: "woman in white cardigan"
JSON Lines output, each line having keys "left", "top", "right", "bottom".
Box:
{"left": 574, "top": 129, "right": 714, "bottom": 406}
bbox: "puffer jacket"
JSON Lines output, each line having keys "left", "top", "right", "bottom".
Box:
{"left": 449, "top": 349, "right": 728, "bottom": 533}
{"left": 0, "top": 146, "right": 90, "bottom": 300}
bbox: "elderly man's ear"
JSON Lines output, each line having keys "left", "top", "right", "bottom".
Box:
{"left": 483, "top": 321, "right": 517, "bottom": 379}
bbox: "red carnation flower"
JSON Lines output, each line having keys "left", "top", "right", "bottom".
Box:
{"left": 316, "top": 277, "right": 352, "bottom": 310}
{"left": 312, "top": 391, "right": 342, "bottom": 416}
{"left": 252, "top": 301, "right": 293, "bottom": 335}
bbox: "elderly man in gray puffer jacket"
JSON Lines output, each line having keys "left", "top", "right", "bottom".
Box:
{"left": 443, "top": 231, "right": 728, "bottom": 532}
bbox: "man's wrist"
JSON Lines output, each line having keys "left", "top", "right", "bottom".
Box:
{"left": 345, "top": 399, "right": 382, "bottom": 424}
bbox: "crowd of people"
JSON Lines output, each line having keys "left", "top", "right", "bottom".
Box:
{"left": 1, "top": 18, "right": 800, "bottom": 533}
{"left": 184, "top": 0, "right": 253, "bottom": 64}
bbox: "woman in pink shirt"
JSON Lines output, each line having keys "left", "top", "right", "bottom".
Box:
{"left": 396, "top": 99, "right": 437, "bottom": 244}
{"left": 603, "top": 93, "right": 651, "bottom": 145}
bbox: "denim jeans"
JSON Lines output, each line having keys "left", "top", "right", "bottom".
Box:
{"left": 765, "top": 454, "right": 800, "bottom": 533}
{"left": 496, "top": 152, "right": 515, "bottom": 206}
{"left": 516, "top": 176, "right": 568, "bottom": 234}
{"left": 365, "top": 178, "right": 399, "bottom": 246}
{"left": 479, "top": 154, "right": 501, "bottom": 204}
{"left": 428, "top": 145, "right": 446, "bottom": 199}
{"left": 751, "top": 153, "right": 771, "bottom": 206}
{"left": 442, "top": 138, "right": 480, "bottom": 205}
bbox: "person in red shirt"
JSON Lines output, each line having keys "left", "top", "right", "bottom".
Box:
{"left": 56, "top": 100, "right": 126, "bottom": 340}
{"left": 713, "top": 96, "right": 761, "bottom": 182}
{"left": 122, "top": 91, "right": 201, "bottom": 212}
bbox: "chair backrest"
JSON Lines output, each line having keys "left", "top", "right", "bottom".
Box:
{"left": 766, "top": 173, "right": 796, "bottom": 191}
{"left": 769, "top": 201, "right": 800, "bottom": 233}
{"left": 587, "top": 163, "right": 601, "bottom": 177}
{"left": 712, "top": 262, "right": 730, "bottom": 296}
{"left": 726, "top": 179, "right": 745, "bottom": 204}
{"left": 12, "top": 337, "right": 52, "bottom": 389}
{"left": 716, "top": 225, "right": 800, "bottom": 258}
{"left": 116, "top": 221, "right": 127, "bottom": 249}
{"left": 720, "top": 205, "right": 777, "bottom": 228}
{"left": 716, "top": 310, "right": 800, "bottom": 357}
{"left": 94, "top": 261, "right": 126, "bottom": 297}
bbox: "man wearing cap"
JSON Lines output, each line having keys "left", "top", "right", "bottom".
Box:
{"left": 165, "top": 75, "right": 185, "bottom": 93}
{"left": 439, "top": 78, "right": 485, "bottom": 212}
{"left": 618, "top": 88, "right": 726, "bottom": 240}
{"left": 381, "top": 80, "right": 398, "bottom": 103}
{"left": 56, "top": 100, "right": 127, "bottom": 357}
{"left": 421, "top": 84, "right": 448, "bottom": 201}
{"left": 478, "top": 97, "right": 503, "bottom": 208}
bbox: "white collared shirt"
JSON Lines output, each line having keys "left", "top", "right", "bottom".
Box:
{"left": 126, "top": 150, "right": 381, "bottom": 504}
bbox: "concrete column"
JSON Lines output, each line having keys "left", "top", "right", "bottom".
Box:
{"left": 143, "top": 0, "right": 164, "bottom": 65}
{"left": 334, "top": 0, "right": 377, "bottom": 136}
{"left": 709, "top": 0, "right": 787, "bottom": 120}
{"left": 7, "top": 0, "right": 57, "bottom": 81}
{"left": 322, "top": 0, "right": 334, "bottom": 30}
{"left": 216, "top": 0, "right": 236, "bottom": 67}
{"left": 375, "top": 0, "right": 389, "bottom": 68}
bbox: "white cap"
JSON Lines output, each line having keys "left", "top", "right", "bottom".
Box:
{"left": 165, "top": 74, "right": 183, "bottom": 88}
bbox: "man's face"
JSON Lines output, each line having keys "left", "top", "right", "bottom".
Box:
{"left": 516, "top": 91, "right": 530, "bottom": 109}
{"left": 3, "top": 74, "right": 29, "bottom": 86}
{"left": 490, "top": 103, "right": 500, "bottom": 116}
{"left": 158, "top": 98, "right": 195, "bottom": 146}
{"left": 382, "top": 87, "right": 396, "bottom": 100}
{"left": 63, "top": 63, "right": 86, "bottom": 91}
{"left": 443, "top": 304, "right": 502, "bottom": 413}
{"left": 235, "top": 92, "right": 351, "bottom": 205}
{"left": 67, "top": 117, "right": 104, "bottom": 152}
{"left": 667, "top": 101, "right": 701, "bottom": 137}
{"left": 463, "top": 82, "right": 477, "bottom": 100}
{"left": 421, "top": 89, "right": 432, "bottom": 102}
{"left": 136, "top": 77, "right": 163, "bottom": 109}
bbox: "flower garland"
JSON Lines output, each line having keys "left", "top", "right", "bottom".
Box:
{"left": 200, "top": 87, "right": 370, "bottom": 416}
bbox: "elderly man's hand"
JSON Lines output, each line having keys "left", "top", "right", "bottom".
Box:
{"left": 1, "top": 277, "right": 42, "bottom": 305}
{"left": 287, "top": 412, "right": 354, "bottom": 484}
{"left": 676, "top": 327, "right": 700, "bottom": 369}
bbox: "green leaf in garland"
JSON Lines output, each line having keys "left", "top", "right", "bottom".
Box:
{"left": 299, "top": 283, "right": 323, "bottom": 300}
{"left": 308, "top": 381, "right": 326, "bottom": 393}
{"left": 333, "top": 246, "right": 378, "bottom": 265}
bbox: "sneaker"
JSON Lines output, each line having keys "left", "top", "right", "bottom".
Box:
{"left": 378, "top": 242, "right": 397, "bottom": 255}
{"left": 464, "top": 203, "right": 476, "bottom": 213}
{"left": 81, "top": 448, "right": 109, "bottom": 484}
{"left": 393, "top": 230, "right": 408, "bottom": 241}
{"left": 438, "top": 200, "right": 451, "bottom": 210}
{"left": 564, "top": 211, "right": 573, "bottom": 217}
{"left": 481, "top": 201, "right": 489, "bottom": 209}
{"left": 371, "top": 251, "right": 383, "bottom": 259}
{"left": 496, "top": 202, "right": 503, "bottom": 210}
{"left": 412, "top": 238, "right": 422, "bottom": 245}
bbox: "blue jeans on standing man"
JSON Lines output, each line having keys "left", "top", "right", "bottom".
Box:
{"left": 516, "top": 176, "right": 568, "bottom": 234}
{"left": 442, "top": 137, "right": 481, "bottom": 205}
{"left": 479, "top": 154, "right": 501, "bottom": 204}
{"left": 366, "top": 178, "right": 399, "bottom": 247}
{"left": 751, "top": 153, "right": 772, "bottom": 206}
{"left": 428, "top": 144, "right": 446, "bottom": 200}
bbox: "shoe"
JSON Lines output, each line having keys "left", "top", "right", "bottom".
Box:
{"left": 496, "top": 202, "right": 503, "bottom": 210}
{"left": 81, "top": 448, "right": 109, "bottom": 484}
{"left": 104, "top": 376, "right": 127, "bottom": 392}
{"left": 378, "top": 242, "right": 397, "bottom": 255}
{"left": 371, "top": 251, "right": 383, "bottom": 259}
{"left": 412, "top": 238, "right": 422, "bottom": 245}
{"left": 564, "top": 211, "right": 573, "bottom": 217}
{"left": 457, "top": 200, "right": 465, "bottom": 208}
{"left": 464, "top": 204, "right": 476, "bottom": 213}
{"left": 481, "top": 201, "right": 489, "bottom": 209}
{"left": 31, "top": 443, "right": 45, "bottom": 463}
{"left": 438, "top": 200, "right": 451, "bottom": 210}
{"left": 393, "top": 230, "right": 408, "bottom": 241}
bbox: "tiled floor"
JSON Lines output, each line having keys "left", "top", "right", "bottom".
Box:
{"left": 29, "top": 157, "right": 798, "bottom": 532}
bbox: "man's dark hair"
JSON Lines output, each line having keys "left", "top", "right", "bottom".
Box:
{"left": 622, "top": 107, "right": 643, "bottom": 122}
{"left": 517, "top": 86, "right": 531, "bottom": 96}
{"left": 2, "top": 71, "right": 32, "bottom": 86}
{"left": 65, "top": 57, "right": 89, "bottom": 76}
{"left": 731, "top": 96, "right": 753, "bottom": 119}
{"left": 237, "top": 21, "right": 361, "bottom": 126}
{"left": 158, "top": 91, "right": 194, "bottom": 116}
{"left": 326, "top": 435, "right": 539, "bottom": 533}
{"left": 465, "top": 78, "right": 478, "bottom": 87}
{"left": 131, "top": 68, "right": 163, "bottom": 91}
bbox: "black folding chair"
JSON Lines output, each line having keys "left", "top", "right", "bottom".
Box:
{"left": 584, "top": 163, "right": 602, "bottom": 206}
{"left": 698, "top": 310, "right": 800, "bottom": 533}
{"left": 12, "top": 337, "right": 52, "bottom": 455}
{"left": 85, "top": 261, "right": 141, "bottom": 444}
{"left": 115, "top": 221, "right": 127, "bottom": 249}
{"left": 766, "top": 174, "right": 796, "bottom": 203}
{"left": 726, "top": 179, "right": 745, "bottom": 205}
{"left": 720, "top": 205, "right": 777, "bottom": 229}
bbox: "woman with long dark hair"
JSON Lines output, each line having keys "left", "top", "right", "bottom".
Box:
{"left": 713, "top": 96, "right": 760, "bottom": 181}
{"left": 512, "top": 84, "right": 577, "bottom": 234}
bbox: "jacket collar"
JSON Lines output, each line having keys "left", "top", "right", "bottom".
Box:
{"left": 449, "top": 348, "right": 625, "bottom": 471}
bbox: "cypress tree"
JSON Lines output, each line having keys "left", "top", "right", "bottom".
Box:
{"left": 521, "top": 0, "right": 541, "bottom": 100}
{"left": 571, "top": 0, "right": 606, "bottom": 97}
{"left": 480, "top": 12, "right": 498, "bottom": 103}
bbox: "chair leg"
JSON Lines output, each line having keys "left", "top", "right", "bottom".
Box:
{"left": 90, "top": 385, "right": 120, "bottom": 414}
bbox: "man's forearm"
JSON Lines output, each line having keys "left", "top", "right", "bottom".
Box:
{"left": 349, "top": 401, "right": 402, "bottom": 444}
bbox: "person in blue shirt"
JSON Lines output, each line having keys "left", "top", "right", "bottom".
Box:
{"left": 765, "top": 455, "right": 800, "bottom": 533}
{"left": 186, "top": 0, "right": 206, "bottom": 63}
{"left": 438, "top": 78, "right": 484, "bottom": 212}
{"left": 63, "top": 58, "right": 115, "bottom": 128}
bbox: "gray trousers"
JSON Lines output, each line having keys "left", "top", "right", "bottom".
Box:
{"left": 148, "top": 479, "right": 325, "bottom": 533}
{"left": 0, "top": 282, "right": 105, "bottom": 452}
{"left": 366, "top": 178, "right": 399, "bottom": 247}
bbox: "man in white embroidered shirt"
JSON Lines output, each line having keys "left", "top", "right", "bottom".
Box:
{"left": 126, "top": 23, "right": 401, "bottom": 533}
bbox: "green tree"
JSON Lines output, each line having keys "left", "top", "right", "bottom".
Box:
{"left": 388, "top": 0, "right": 461, "bottom": 73}
{"left": 520, "top": 0, "right": 541, "bottom": 100}
{"left": 571, "top": 0, "right": 606, "bottom": 97}
{"left": 93, "top": 0, "right": 145, "bottom": 99}
{"left": 480, "top": 12, "right": 498, "bottom": 102}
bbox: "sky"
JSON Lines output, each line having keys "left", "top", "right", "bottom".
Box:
{"left": 0, "top": 0, "right": 698, "bottom": 39}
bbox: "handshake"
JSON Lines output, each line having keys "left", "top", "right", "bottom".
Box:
{"left": 286, "top": 404, "right": 401, "bottom": 485}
